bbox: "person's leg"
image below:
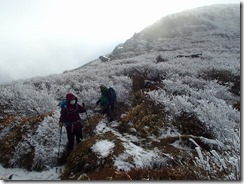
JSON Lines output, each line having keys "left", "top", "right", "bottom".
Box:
{"left": 67, "top": 130, "right": 74, "bottom": 152}
{"left": 75, "top": 129, "right": 83, "bottom": 144}
{"left": 102, "top": 103, "right": 108, "bottom": 114}
{"left": 110, "top": 101, "right": 115, "bottom": 111}
{"left": 103, "top": 104, "right": 114, "bottom": 121}
{"left": 80, "top": 129, "right": 83, "bottom": 140}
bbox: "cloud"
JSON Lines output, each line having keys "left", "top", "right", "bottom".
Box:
{"left": 0, "top": 68, "right": 13, "bottom": 84}
{"left": 0, "top": 38, "right": 119, "bottom": 84}
{"left": 0, "top": 0, "right": 239, "bottom": 84}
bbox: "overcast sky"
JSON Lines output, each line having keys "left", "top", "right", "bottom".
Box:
{"left": 0, "top": 0, "right": 239, "bottom": 84}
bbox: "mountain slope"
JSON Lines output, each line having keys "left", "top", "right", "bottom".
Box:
{"left": 0, "top": 4, "right": 240, "bottom": 180}
{"left": 141, "top": 4, "right": 239, "bottom": 40}
{"left": 110, "top": 4, "right": 239, "bottom": 59}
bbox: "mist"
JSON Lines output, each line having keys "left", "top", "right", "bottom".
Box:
{"left": 0, "top": 38, "right": 122, "bottom": 84}
{"left": 0, "top": 0, "right": 238, "bottom": 84}
{"left": 0, "top": 0, "right": 130, "bottom": 84}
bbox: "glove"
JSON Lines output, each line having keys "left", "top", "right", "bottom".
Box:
{"left": 81, "top": 103, "right": 87, "bottom": 112}
{"left": 59, "top": 121, "right": 63, "bottom": 128}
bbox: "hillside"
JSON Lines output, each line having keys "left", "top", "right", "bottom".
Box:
{"left": 0, "top": 4, "right": 240, "bottom": 180}
{"left": 110, "top": 4, "right": 239, "bottom": 59}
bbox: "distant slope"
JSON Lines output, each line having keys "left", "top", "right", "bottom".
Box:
{"left": 110, "top": 4, "right": 240, "bottom": 60}
{"left": 141, "top": 4, "right": 239, "bottom": 40}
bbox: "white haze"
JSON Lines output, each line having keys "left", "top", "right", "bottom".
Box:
{"left": 0, "top": 3, "right": 240, "bottom": 182}
{"left": 0, "top": 0, "right": 239, "bottom": 84}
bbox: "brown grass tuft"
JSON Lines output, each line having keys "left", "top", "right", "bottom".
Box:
{"left": 118, "top": 90, "right": 167, "bottom": 138}
{"left": 61, "top": 131, "right": 125, "bottom": 180}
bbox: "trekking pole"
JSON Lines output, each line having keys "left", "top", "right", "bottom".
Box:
{"left": 57, "top": 123, "right": 63, "bottom": 158}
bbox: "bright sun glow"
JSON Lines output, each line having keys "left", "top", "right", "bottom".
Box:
{"left": 34, "top": 0, "right": 204, "bottom": 42}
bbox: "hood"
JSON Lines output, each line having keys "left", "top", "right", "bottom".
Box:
{"left": 66, "top": 93, "right": 77, "bottom": 104}
{"left": 100, "top": 85, "right": 108, "bottom": 92}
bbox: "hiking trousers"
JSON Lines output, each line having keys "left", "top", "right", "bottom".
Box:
{"left": 66, "top": 128, "right": 83, "bottom": 151}
{"left": 65, "top": 120, "right": 83, "bottom": 151}
{"left": 102, "top": 103, "right": 113, "bottom": 119}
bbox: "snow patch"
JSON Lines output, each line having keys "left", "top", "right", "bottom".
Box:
{"left": 91, "top": 140, "right": 115, "bottom": 158}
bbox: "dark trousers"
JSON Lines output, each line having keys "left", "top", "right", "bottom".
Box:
{"left": 102, "top": 103, "right": 112, "bottom": 119}
{"left": 66, "top": 128, "right": 83, "bottom": 151}
{"left": 110, "top": 101, "right": 115, "bottom": 110}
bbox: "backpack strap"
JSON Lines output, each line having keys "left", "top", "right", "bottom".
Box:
{"left": 64, "top": 104, "right": 79, "bottom": 117}
{"left": 63, "top": 104, "right": 80, "bottom": 126}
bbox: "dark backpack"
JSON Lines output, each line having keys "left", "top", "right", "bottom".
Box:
{"left": 108, "top": 87, "right": 116, "bottom": 103}
{"left": 60, "top": 99, "right": 67, "bottom": 110}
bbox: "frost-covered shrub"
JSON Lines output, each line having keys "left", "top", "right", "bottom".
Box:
{"left": 0, "top": 112, "right": 58, "bottom": 171}
{"left": 173, "top": 112, "right": 214, "bottom": 138}
{"left": 192, "top": 141, "right": 240, "bottom": 180}
{"left": 200, "top": 68, "right": 240, "bottom": 96}
{"left": 148, "top": 85, "right": 240, "bottom": 142}
{"left": 0, "top": 83, "right": 56, "bottom": 115}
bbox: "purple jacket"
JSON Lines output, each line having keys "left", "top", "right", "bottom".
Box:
{"left": 60, "top": 93, "right": 86, "bottom": 124}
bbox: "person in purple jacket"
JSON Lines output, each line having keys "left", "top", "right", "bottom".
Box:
{"left": 59, "top": 93, "right": 86, "bottom": 154}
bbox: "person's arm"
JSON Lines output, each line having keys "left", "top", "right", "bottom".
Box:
{"left": 96, "top": 98, "right": 101, "bottom": 105}
{"left": 78, "top": 104, "right": 86, "bottom": 113}
{"left": 60, "top": 107, "right": 68, "bottom": 122}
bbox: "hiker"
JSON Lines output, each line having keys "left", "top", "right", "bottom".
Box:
{"left": 96, "top": 85, "right": 116, "bottom": 121}
{"left": 59, "top": 93, "right": 86, "bottom": 154}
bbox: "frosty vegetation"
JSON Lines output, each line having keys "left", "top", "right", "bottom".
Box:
{"left": 0, "top": 4, "right": 240, "bottom": 180}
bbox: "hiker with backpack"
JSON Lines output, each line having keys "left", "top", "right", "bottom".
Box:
{"left": 96, "top": 84, "right": 116, "bottom": 121}
{"left": 59, "top": 93, "right": 86, "bottom": 155}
